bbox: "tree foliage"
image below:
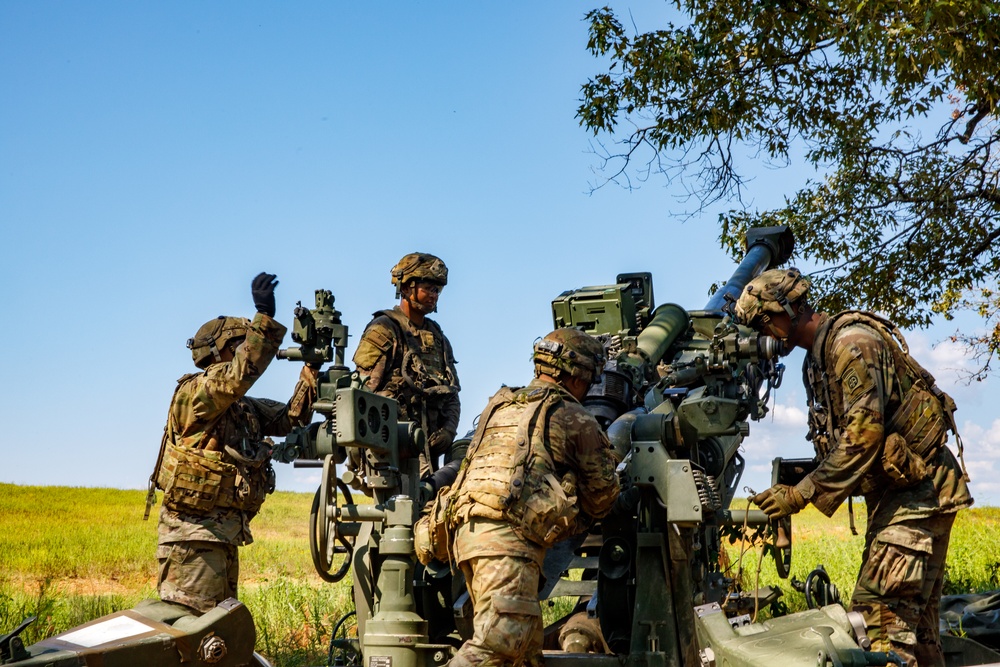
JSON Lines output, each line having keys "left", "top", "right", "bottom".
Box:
{"left": 578, "top": 1, "right": 1000, "bottom": 379}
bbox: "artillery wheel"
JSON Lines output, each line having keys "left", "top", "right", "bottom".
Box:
{"left": 310, "top": 454, "right": 355, "bottom": 582}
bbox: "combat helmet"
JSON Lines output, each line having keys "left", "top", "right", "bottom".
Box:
{"left": 391, "top": 253, "right": 448, "bottom": 297}
{"left": 533, "top": 328, "right": 607, "bottom": 384}
{"left": 733, "top": 268, "right": 811, "bottom": 327}
{"left": 187, "top": 316, "right": 251, "bottom": 369}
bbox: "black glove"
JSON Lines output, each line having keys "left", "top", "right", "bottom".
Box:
{"left": 427, "top": 428, "right": 456, "bottom": 455}
{"left": 251, "top": 272, "right": 278, "bottom": 317}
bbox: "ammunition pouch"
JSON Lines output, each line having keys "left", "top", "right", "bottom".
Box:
{"left": 414, "top": 484, "right": 453, "bottom": 566}
{"left": 158, "top": 443, "right": 274, "bottom": 515}
{"left": 507, "top": 469, "right": 580, "bottom": 549}
{"left": 886, "top": 381, "right": 948, "bottom": 462}
{"left": 881, "top": 432, "right": 931, "bottom": 489}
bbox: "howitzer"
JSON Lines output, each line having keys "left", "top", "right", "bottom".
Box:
{"left": 537, "top": 225, "right": 909, "bottom": 667}
{"left": 9, "top": 228, "right": 1000, "bottom": 667}
{"left": 0, "top": 289, "right": 446, "bottom": 667}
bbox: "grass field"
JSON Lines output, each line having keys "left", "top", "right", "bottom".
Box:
{"left": 2, "top": 483, "right": 998, "bottom": 665}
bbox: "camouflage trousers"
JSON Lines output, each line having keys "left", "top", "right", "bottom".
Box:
{"left": 448, "top": 554, "right": 544, "bottom": 667}
{"left": 157, "top": 540, "right": 239, "bottom": 614}
{"left": 850, "top": 512, "right": 955, "bottom": 667}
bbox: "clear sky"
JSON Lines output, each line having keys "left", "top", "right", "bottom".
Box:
{"left": 2, "top": 2, "right": 997, "bottom": 506}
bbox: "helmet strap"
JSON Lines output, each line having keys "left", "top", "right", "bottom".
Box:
{"left": 776, "top": 295, "right": 799, "bottom": 325}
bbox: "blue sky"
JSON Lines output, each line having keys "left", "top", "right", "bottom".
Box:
{"left": 2, "top": 2, "right": 997, "bottom": 506}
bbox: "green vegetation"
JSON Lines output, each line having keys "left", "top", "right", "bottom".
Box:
{"left": 0, "top": 483, "right": 353, "bottom": 666}
{"left": 723, "top": 500, "right": 1000, "bottom": 617}
{"left": 579, "top": 4, "right": 1000, "bottom": 377}
{"left": 2, "top": 483, "right": 998, "bottom": 665}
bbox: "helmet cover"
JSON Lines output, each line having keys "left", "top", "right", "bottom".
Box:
{"left": 533, "top": 328, "right": 606, "bottom": 384}
{"left": 391, "top": 253, "right": 448, "bottom": 290}
{"left": 188, "top": 316, "right": 250, "bottom": 369}
{"left": 733, "top": 268, "right": 811, "bottom": 326}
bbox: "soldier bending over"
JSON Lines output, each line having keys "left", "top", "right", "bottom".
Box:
{"left": 734, "top": 268, "right": 972, "bottom": 667}
{"left": 440, "top": 328, "right": 620, "bottom": 667}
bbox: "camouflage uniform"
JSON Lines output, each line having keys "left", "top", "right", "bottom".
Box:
{"left": 353, "top": 305, "right": 461, "bottom": 476}
{"left": 446, "top": 375, "right": 620, "bottom": 667}
{"left": 155, "top": 312, "right": 317, "bottom": 613}
{"left": 796, "top": 312, "right": 973, "bottom": 666}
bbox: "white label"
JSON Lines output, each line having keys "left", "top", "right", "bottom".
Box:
{"left": 58, "top": 616, "right": 156, "bottom": 648}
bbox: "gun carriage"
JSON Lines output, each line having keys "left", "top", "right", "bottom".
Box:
{"left": 7, "top": 226, "right": 997, "bottom": 667}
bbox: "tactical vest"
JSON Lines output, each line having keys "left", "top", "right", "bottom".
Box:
{"left": 446, "top": 385, "right": 582, "bottom": 548}
{"left": 374, "top": 310, "right": 458, "bottom": 412}
{"left": 151, "top": 374, "right": 276, "bottom": 516}
{"left": 804, "top": 311, "right": 966, "bottom": 483}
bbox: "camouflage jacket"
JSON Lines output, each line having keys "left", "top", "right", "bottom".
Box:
{"left": 450, "top": 378, "right": 620, "bottom": 557}
{"left": 158, "top": 313, "right": 317, "bottom": 547}
{"left": 797, "top": 312, "right": 972, "bottom": 521}
{"left": 353, "top": 306, "right": 461, "bottom": 453}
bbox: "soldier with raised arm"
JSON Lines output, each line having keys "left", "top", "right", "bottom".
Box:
{"left": 148, "top": 272, "right": 318, "bottom": 614}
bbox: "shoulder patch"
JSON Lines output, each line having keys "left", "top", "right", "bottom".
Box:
{"left": 353, "top": 341, "right": 386, "bottom": 370}
{"left": 364, "top": 323, "right": 395, "bottom": 352}
{"left": 354, "top": 324, "right": 396, "bottom": 370}
{"left": 832, "top": 341, "right": 876, "bottom": 406}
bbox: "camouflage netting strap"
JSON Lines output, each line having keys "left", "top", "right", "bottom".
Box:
{"left": 819, "top": 311, "right": 968, "bottom": 480}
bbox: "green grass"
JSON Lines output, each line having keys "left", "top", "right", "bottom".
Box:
{"left": 722, "top": 500, "right": 1000, "bottom": 615}
{"left": 2, "top": 482, "right": 998, "bottom": 665}
{"left": 0, "top": 483, "right": 354, "bottom": 665}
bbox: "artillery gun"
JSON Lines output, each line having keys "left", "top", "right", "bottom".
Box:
{"left": 6, "top": 227, "right": 999, "bottom": 667}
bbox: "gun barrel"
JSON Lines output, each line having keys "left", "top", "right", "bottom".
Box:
{"left": 636, "top": 303, "right": 689, "bottom": 367}
{"left": 704, "top": 225, "right": 793, "bottom": 311}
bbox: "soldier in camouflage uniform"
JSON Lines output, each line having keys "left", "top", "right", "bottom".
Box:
{"left": 443, "top": 328, "right": 621, "bottom": 667}
{"left": 147, "top": 272, "right": 318, "bottom": 614}
{"left": 353, "top": 252, "right": 462, "bottom": 493}
{"left": 734, "top": 268, "right": 973, "bottom": 667}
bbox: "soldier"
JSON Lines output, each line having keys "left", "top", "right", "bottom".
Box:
{"left": 733, "top": 268, "right": 973, "bottom": 667}
{"left": 443, "top": 328, "right": 621, "bottom": 667}
{"left": 352, "top": 252, "right": 462, "bottom": 494}
{"left": 147, "top": 272, "right": 318, "bottom": 614}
